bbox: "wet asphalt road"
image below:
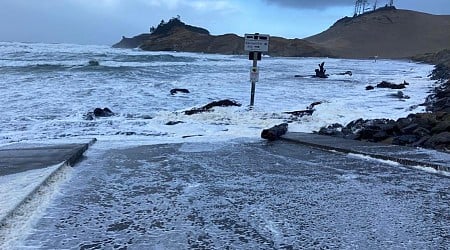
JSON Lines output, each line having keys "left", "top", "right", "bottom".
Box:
{"left": 17, "top": 140, "right": 450, "bottom": 249}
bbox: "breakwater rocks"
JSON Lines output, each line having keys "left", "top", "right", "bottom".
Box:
{"left": 318, "top": 63, "right": 450, "bottom": 152}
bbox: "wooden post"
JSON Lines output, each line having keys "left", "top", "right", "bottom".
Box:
{"left": 250, "top": 52, "right": 257, "bottom": 107}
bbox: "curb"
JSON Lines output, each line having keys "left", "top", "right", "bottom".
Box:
{"left": 0, "top": 139, "right": 96, "bottom": 228}
{"left": 281, "top": 133, "right": 449, "bottom": 172}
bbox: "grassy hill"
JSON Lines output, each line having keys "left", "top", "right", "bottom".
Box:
{"left": 305, "top": 7, "right": 450, "bottom": 59}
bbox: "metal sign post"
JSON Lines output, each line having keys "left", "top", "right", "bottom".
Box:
{"left": 250, "top": 55, "right": 258, "bottom": 106}
{"left": 244, "top": 33, "right": 269, "bottom": 107}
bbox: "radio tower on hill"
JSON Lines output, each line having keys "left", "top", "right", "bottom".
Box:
{"left": 354, "top": 0, "right": 394, "bottom": 16}
{"left": 354, "top": 0, "right": 369, "bottom": 16}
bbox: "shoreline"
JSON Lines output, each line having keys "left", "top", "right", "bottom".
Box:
{"left": 318, "top": 50, "right": 450, "bottom": 153}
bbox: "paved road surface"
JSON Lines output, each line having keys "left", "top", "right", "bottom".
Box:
{"left": 14, "top": 139, "right": 450, "bottom": 249}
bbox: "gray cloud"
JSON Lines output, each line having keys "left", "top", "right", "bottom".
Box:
{"left": 263, "top": 0, "right": 354, "bottom": 9}
{"left": 0, "top": 0, "right": 448, "bottom": 45}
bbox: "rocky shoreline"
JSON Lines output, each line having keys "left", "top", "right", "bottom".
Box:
{"left": 317, "top": 51, "right": 450, "bottom": 152}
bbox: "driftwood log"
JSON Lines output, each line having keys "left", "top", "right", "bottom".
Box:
{"left": 283, "top": 101, "right": 322, "bottom": 118}
{"left": 284, "top": 109, "right": 314, "bottom": 117}
{"left": 184, "top": 99, "right": 241, "bottom": 115}
{"left": 314, "top": 62, "right": 328, "bottom": 78}
{"left": 376, "top": 81, "right": 407, "bottom": 89}
{"left": 261, "top": 123, "right": 288, "bottom": 141}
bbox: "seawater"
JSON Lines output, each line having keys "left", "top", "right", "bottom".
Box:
{"left": 0, "top": 42, "right": 436, "bottom": 146}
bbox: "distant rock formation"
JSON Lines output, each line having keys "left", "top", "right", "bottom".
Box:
{"left": 112, "top": 17, "right": 332, "bottom": 57}
{"left": 113, "top": 17, "right": 209, "bottom": 49}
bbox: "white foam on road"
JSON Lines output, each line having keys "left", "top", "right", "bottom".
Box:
{"left": 0, "top": 163, "right": 73, "bottom": 249}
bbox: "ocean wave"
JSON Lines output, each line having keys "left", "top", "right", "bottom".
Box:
{"left": 0, "top": 63, "right": 147, "bottom": 74}
{"left": 112, "top": 54, "right": 198, "bottom": 63}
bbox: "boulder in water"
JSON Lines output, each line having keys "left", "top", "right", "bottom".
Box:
{"left": 94, "top": 107, "right": 114, "bottom": 117}
{"left": 88, "top": 60, "right": 100, "bottom": 66}
{"left": 170, "top": 88, "right": 190, "bottom": 95}
{"left": 84, "top": 107, "right": 114, "bottom": 120}
{"left": 337, "top": 71, "right": 353, "bottom": 76}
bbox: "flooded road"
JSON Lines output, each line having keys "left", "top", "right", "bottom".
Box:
{"left": 16, "top": 140, "right": 450, "bottom": 249}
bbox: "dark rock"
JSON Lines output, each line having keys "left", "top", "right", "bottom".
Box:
{"left": 165, "top": 121, "right": 184, "bottom": 125}
{"left": 400, "top": 123, "right": 419, "bottom": 134}
{"left": 345, "top": 118, "right": 366, "bottom": 133}
{"left": 366, "top": 85, "right": 375, "bottom": 90}
{"left": 430, "top": 63, "right": 450, "bottom": 81}
{"left": 412, "top": 136, "right": 431, "bottom": 147}
{"left": 408, "top": 113, "right": 437, "bottom": 131}
{"left": 432, "top": 97, "right": 450, "bottom": 112}
{"left": 424, "top": 132, "right": 450, "bottom": 149}
{"left": 435, "top": 88, "right": 450, "bottom": 99}
{"left": 372, "top": 130, "right": 390, "bottom": 141}
{"left": 88, "top": 60, "right": 100, "bottom": 66}
{"left": 395, "top": 117, "right": 414, "bottom": 130}
{"left": 84, "top": 107, "right": 114, "bottom": 120}
{"left": 389, "top": 91, "right": 410, "bottom": 99}
{"left": 431, "top": 120, "right": 450, "bottom": 134}
{"left": 336, "top": 71, "right": 353, "bottom": 76}
{"left": 393, "top": 134, "right": 419, "bottom": 146}
{"left": 317, "top": 123, "right": 345, "bottom": 137}
{"left": 170, "top": 88, "right": 190, "bottom": 95}
{"left": 316, "top": 55, "right": 450, "bottom": 151}
{"left": 184, "top": 99, "right": 241, "bottom": 115}
{"left": 376, "top": 81, "right": 406, "bottom": 89}
{"left": 413, "top": 127, "right": 431, "bottom": 137}
{"left": 261, "top": 123, "right": 288, "bottom": 141}
{"left": 93, "top": 107, "right": 114, "bottom": 117}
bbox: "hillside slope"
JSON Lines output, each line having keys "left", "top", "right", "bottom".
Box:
{"left": 305, "top": 7, "right": 450, "bottom": 59}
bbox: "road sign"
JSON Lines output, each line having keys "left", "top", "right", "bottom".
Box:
{"left": 244, "top": 33, "right": 270, "bottom": 52}
{"left": 250, "top": 67, "right": 259, "bottom": 82}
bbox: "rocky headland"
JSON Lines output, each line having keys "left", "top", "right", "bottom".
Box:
{"left": 113, "top": 17, "right": 331, "bottom": 57}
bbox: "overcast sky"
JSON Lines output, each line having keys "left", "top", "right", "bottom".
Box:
{"left": 0, "top": 0, "right": 449, "bottom": 45}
